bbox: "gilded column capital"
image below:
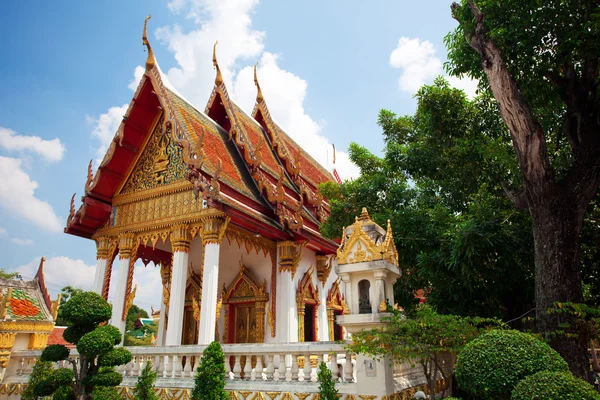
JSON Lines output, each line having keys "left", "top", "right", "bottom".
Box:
{"left": 118, "top": 233, "right": 137, "bottom": 259}
{"left": 201, "top": 216, "right": 230, "bottom": 246}
{"left": 0, "top": 332, "right": 16, "bottom": 368}
{"left": 95, "top": 236, "right": 112, "bottom": 260}
{"left": 277, "top": 241, "right": 307, "bottom": 276}
{"left": 171, "top": 223, "right": 191, "bottom": 253}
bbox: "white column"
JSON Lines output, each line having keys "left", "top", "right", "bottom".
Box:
{"left": 165, "top": 224, "right": 191, "bottom": 346}
{"left": 318, "top": 285, "right": 329, "bottom": 341}
{"left": 111, "top": 234, "right": 136, "bottom": 336}
{"left": 157, "top": 289, "right": 168, "bottom": 346}
{"left": 373, "top": 271, "right": 387, "bottom": 314}
{"left": 92, "top": 237, "right": 111, "bottom": 295}
{"left": 340, "top": 274, "right": 352, "bottom": 314}
{"left": 385, "top": 281, "right": 395, "bottom": 307}
{"left": 276, "top": 241, "right": 303, "bottom": 343}
{"left": 198, "top": 217, "right": 228, "bottom": 345}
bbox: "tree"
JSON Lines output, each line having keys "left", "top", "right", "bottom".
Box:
{"left": 126, "top": 304, "right": 149, "bottom": 332}
{"left": 192, "top": 341, "right": 228, "bottom": 400}
{"left": 134, "top": 362, "right": 158, "bottom": 400}
{"left": 0, "top": 269, "right": 17, "bottom": 280}
{"left": 317, "top": 361, "right": 339, "bottom": 400}
{"left": 446, "top": 0, "right": 600, "bottom": 377}
{"left": 348, "top": 306, "right": 503, "bottom": 398}
{"left": 22, "top": 360, "right": 53, "bottom": 400}
{"left": 320, "top": 80, "right": 538, "bottom": 321}
{"left": 55, "top": 286, "right": 84, "bottom": 326}
{"left": 34, "top": 291, "right": 132, "bottom": 400}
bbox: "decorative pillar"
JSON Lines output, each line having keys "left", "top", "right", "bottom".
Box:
{"left": 255, "top": 301, "right": 266, "bottom": 344}
{"left": 385, "top": 281, "right": 395, "bottom": 306}
{"left": 327, "top": 309, "right": 335, "bottom": 341}
{"left": 198, "top": 216, "right": 229, "bottom": 345}
{"left": 165, "top": 224, "right": 190, "bottom": 346}
{"left": 374, "top": 270, "right": 387, "bottom": 314}
{"left": 111, "top": 233, "right": 136, "bottom": 335}
{"left": 316, "top": 255, "right": 331, "bottom": 342}
{"left": 92, "top": 237, "right": 110, "bottom": 295}
{"left": 0, "top": 332, "right": 16, "bottom": 369}
{"left": 340, "top": 273, "right": 352, "bottom": 314}
{"left": 276, "top": 241, "right": 306, "bottom": 343}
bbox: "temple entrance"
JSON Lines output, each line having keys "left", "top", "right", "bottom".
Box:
{"left": 327, "top": 279, "right": 348, "bottom": 342}
{"left": 233, "top": 304, "right": 259, "bottom": 344}
{"left": 303, "top": 304, "right": 316, "bottom": 342}
{"left": 297, "top": 266, "right": 320, "bottom": 342}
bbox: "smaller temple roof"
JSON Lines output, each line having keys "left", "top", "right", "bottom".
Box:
{"left": 0, "top": 258, "right": 57, "bottom": 323}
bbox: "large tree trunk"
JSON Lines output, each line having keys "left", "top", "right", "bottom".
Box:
{"left": 530, "top": 192, "right": 587, "bottom": 378}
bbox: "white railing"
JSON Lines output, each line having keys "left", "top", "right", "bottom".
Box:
{"left": 5, "top": 342, "right": 355, "bottom": 386}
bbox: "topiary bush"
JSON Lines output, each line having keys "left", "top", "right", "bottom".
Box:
{"left": 192, "top": 341, "right": 228, "bottom": 400}
{"left": 455, "top": 329, "right": 569, "bottom": 400}
{"left": 22, "top": 360, "right": 53, "bottom": 400}
{"left": 511, "top": 371, "right": 600, "bottom": 400}
{"left": 317, "top": 361, "right": 339, "bottom": 400}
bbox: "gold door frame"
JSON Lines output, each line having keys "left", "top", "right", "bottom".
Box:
{"left": 222, "top": 261, "right": 269, "bottom": 343}
{"left": 296, "top": 265, "right": 320, "bottom": 342}
{"left": 326, "top": 279, "right": 348, "bottom": 340}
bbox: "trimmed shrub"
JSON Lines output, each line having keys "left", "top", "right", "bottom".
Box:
{"left": 511, "top": 371, "right": 600, "bottom": 400}
{"left": 40, "top": 345, "right": 69, "bottom": 362}
{"left": 134, "top": 361, "right": 158, "bottom": 400}
{"left": 22, "top": 360, "right": 53, "bottom": 400}
{"left": 97, "top": 347, "right": 133, "bottom": 367}
{"left": 455, "top": 329, "right": 569, "bottom": 400}
{"left": 60, "top": 292, "right": 111, "bottom": 325}
{"left": 92, "top": 386, "right": 121, "bottom": 400}
{"left": 192, "top": 341, "right": 228, "bottom": 400}
{"left": 317, "top": 361, "right": 339, "bottom": 400}
{"left": 51, "top": 386, "right": 75, "bottom": 400}
{"left": 76, "top": 325, "right": 121, "bottom": 357}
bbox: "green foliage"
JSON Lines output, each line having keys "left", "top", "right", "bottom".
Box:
{"left": 33, "top": 291, "right": 130, "bottom": 400}
{"left": 546, "top": 302, "right": 600, "bottom": 343}
{"left": 60, "top": 291, "right": 111, "bottom": 326}
{"left": 455, "top": 329, "right": 569, "bottom": 400}
{"left": 97, "top": 347, "right": 133, "bottom": 367}
{"left": 40, "top": 345, "right": 69, "bottom": 362}
{"left": 320, "top": 79, "right": 537, "bottom": 320}
{"left": 54, "top": 286, "right": 84, "bottom": 326}
{"left": 77, "top": 325, "right": 122, "bottom": 357}
{"left": 511, "top": 370, "right": 600, "bottom": 400}
{"left": 126, "top": 304, "right": 150, "bottom": 331}
{"left": 134, "top": 362, "right": 158, "bottom": 400}
{"left": 317, "top": 362, "right": 338, "bottom": 400}
{"left": 349, "top": 306, "right": 502, "bottom": 398}
{"left": 0, "top": 269, "right": 17, "bottom": 280}
{"left": 192, "top": 341, "right": 228, "bottom": 400}
{"left": 22, "top": 360, "right": 53, "bottom": 400}
{"left": 92, "top": 386, "right": 121, "bottom": 400}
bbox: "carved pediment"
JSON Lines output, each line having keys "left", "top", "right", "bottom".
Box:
{"left": 120, "top": 115, "right": 189, "bottom": 195}
{"left": 223, "top": 261, "right": 268, "bottom": 304}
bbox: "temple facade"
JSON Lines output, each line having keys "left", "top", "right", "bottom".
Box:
{"left": 63, "top": 17, "right": 399, "bottom": 349}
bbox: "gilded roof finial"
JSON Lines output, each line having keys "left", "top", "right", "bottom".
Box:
{"left": 358, "top": 207, "right": 371, "bottom": 222}
{"left": 213, "top": 41, "right": 223, "bottom": 86}
{"left": 254, "top": 62, "right": 264, "bottom": 103}
{"left": 143, "top": 15, "right": 156, "bottom": 71}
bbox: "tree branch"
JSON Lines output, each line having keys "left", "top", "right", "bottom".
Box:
{"left": 451, "top": 1, "right": 554, "bottom": 189}
{"left": 500, "top": 182, "right": 529, "bottom": 212}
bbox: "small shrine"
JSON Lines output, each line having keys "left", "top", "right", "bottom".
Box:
{"left": 336, "top": 208, "right": 400, "bottom": 334}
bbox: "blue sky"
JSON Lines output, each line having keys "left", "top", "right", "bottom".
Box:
{"left": 0, "top": 0, "right": 474, "bottom": 310}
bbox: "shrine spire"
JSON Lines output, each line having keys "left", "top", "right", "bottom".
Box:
{"left": 253, "top": 62, "right": 264, "bottom": 104}
{"left": 143, "top": 15, "right": 156, "bottom": 71}
{"left": 212, "top": 41, "right": 223, "bottom": 86}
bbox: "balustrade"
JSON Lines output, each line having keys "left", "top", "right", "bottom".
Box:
{"left": 4, "top": 342, "right": 355, "bottom": 386}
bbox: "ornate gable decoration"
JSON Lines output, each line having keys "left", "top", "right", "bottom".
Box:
{"left": 223, "top": 261, "right": 268, "bottom": 304}
{"left": 326, "top": 279, "right": 348, "bottom": 314}
{"left": 120, "top": 115, "right": 188, "bottom": 195}
{"left": 337, "top": 208, "right": 399, "bottom": 267}
{"left": 296, "top": 265, "right": 319, "bottom": 307}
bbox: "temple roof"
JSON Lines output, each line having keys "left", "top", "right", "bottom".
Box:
{"left": 64, "top": 18, "right": 338, "bottom": 253}
{"left": 0, "top": 258, "right": 56, "bottom": 324}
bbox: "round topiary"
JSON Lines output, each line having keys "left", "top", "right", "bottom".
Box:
{"left": 49, "top": 368, "right": 74, "bottom": 386}
{"left": 62, "top": 324, "right": 94, "bottom": 345}
{"left": 40, "top": 344, "right": 70, "bottom": 362}
{"left": 97, "top": 347, "right": 132, "bottom": 367}
{"left": 90, "top": 367, "right": 123, "bottom": 387}
{"left": 61, "top": 292, "right": 111, "bottom": 326}
{"left": 455, "top": 329, "right": 569, "bottom": 400}
{"left": 77, "top": 325, "right": 122, "bottom": 357}
{"left": 511, "top": 371, "right": 600, "bottom": 400}
{"left": 92, "top": 386, "right": 121, "bottom": 400}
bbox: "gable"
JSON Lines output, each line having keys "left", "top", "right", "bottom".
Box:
{"left": 120, "top": 115, "right": 189, "bottom": 195}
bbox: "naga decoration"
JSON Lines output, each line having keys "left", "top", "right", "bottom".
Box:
{"left": 143, "top": 15, "right": 156, "bottom": 71}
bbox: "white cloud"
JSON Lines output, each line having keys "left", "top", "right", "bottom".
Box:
{"left": 10, "top": 237, "right": 34, "bottom": 246}
{"left": 16, "top": 256, "right": 95, "bottom": 292}
{"left": 0, "top": 157, "right": 63, "bottom": 232}
{"left": 0, "top": 127, "right": 65, "bottom": 162}
{"left": 88, "top": 104, "right": 128, "bottom": 165}
{"left": 389, "top": 37, "right": 478, "bottom": 98}
{"left": 0, "top": 227, "right": 6, "bottom": 237}
{"left": 128, "top": 66, "right": 146, "bottom": 91}
{"left": 108, "top": 261, "right": 163, "bottom": 315}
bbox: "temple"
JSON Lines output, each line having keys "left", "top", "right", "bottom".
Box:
{"left": 63, "top": 16, "right": 399, "bottom": 349}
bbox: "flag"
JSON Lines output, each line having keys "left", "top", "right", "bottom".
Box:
{"left": 332, "top": 144, "right": 342, "bottom": 184}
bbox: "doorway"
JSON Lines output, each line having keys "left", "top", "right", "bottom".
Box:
{"left": 233, "top": 304, "right": 258, "bottom": 344}
{"left": 304, "top": 304, "right": 316, "bottom": 342}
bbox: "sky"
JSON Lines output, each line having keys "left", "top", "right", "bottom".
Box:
{"left": 0, "top": 0, "right": 476, "bottom": 313}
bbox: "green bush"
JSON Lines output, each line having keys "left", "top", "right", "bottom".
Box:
{"left": 60, "top": 292, "right": 111, "bottom": 326}
{"left": 62, "top": 324, "right": 93, "bottom": 345}
{"left": 49, "top": 369, "right": 74, "bottom": 386}
{"left": 89, "top": 367, "right": 123, "bottom": 387}
{"left": 455, "top": 329, "right": 569, "bottom": 400}
{"left": 40, "top": 345, "right": 69, "bottom": 362}
{"left": 51, "top": 386, "right": 75, "bottom": 400}
{"left": 192, "top": 341, "right": 228, "bottom": 400}
{"left": 92, "top": 386, "right": 121, "bottom": 400}
{"left": 22, "top": 360, "right": 53, "bottom": 400}
{"left": 97, "top": 347, "right": 133, "bottom": 367}
{"left": 317, "top": 361, "right": 339, "bottom": 400}
{"left": 511, "top": 371, "right": 600, "bottom": 400}
{"left": 134, "top": 362, "right": 158, "bottom": 400}
{"left": 77, "top": 325, "right": 121, "bottom": 357}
